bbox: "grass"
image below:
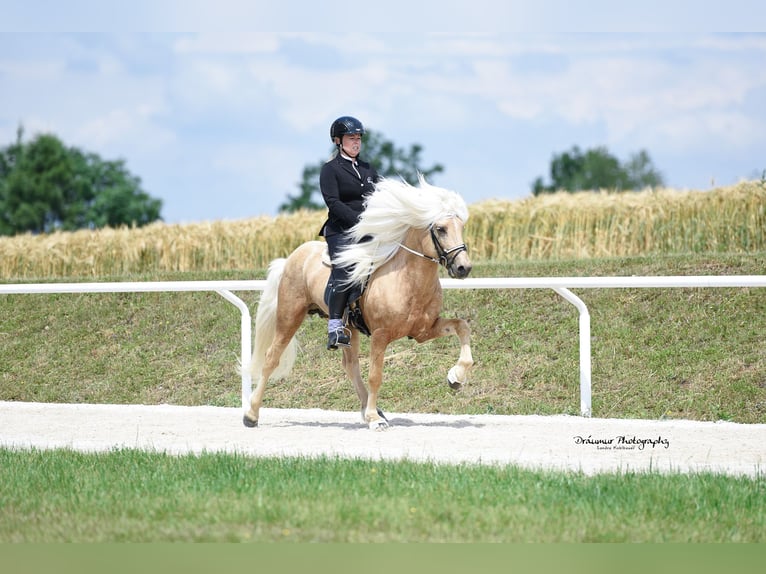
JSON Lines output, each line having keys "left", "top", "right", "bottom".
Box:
{"left": 1, "top": 447, "right": 764, "bottom": 542}
{"left": 2, "top": 252, "right": 764, "bottom": 423}
{"left": 2, "top": 186, "right": 765, "bottom": 546}
{"left": 1, "top": 251, "right": 765, "bottom": 543}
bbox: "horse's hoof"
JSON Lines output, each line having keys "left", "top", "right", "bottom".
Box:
{"left": 243, "top": 415, "right": 258, "bottom": 428}
{"left": 447, "top": 366, "right": 463, "bottom": 390}
{"left": 369, "top": 419, "right": 389, "bottom": 432}
{"left": 362, "top": 408, "right": 389, "bottom": 423}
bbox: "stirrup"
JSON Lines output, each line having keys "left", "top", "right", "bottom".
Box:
{"left": 327, "top": 327, "right": 351, "bottom": 350}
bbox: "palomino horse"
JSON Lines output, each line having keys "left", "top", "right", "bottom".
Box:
{"left": 243, "top": 176, "right": 474, "bottom": 431}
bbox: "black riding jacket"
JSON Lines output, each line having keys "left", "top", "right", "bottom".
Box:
{"left": 318, "top": 153, "right": 379, "bottom": 237}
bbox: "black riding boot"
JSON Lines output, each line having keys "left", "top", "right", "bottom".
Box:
{"left": 327, "top": 286, "right": 351, "bottom": 350}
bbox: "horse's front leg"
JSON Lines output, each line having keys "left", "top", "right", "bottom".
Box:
{"left": 364, "top": 331, "right": 392, "bottom": 431}
{"left": 342, "top": 332, "right": 390, "bottom": 425}
{"left": 415, "top": 317, "right": 473, "bottom": 390}
{"left": 341, "top": 331, "right": 368, "bottom": 420}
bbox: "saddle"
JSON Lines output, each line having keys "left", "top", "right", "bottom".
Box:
{"left": 322, "top": 250, "right": 371, "bottom": 337}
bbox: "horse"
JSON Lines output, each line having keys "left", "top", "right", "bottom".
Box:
{"left": 243, "top": 175, "right": 474, "bottom": 431}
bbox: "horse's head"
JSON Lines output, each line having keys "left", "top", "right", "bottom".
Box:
{"left": 428, "top": 214, "right": 472, "bottom": 279}
{"left": 335, "top": 176, "right": 473, "bottom": 285}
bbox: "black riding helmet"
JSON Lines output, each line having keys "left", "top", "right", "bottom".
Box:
{"left": 330, "top": 116, "right": 365, "bottom": 141}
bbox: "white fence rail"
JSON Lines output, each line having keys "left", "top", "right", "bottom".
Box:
{"left": 3, "top": 275, "right": 765, "bottom": 417}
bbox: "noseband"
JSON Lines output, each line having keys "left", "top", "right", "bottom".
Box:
{"left": 430, "top": 224, "right": 468, "bottom": 274}
{"left": 397, "top": 222, "right": 468, "bottom": 278}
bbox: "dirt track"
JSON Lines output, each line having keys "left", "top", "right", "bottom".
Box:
{"left": 1, "top": 401, "right": 764, "bottom": 477}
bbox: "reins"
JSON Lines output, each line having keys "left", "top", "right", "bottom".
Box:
{"left": 396, "top": 222, "right": 468, "bottom": 278}
{"left": 396, "top": 242, "right": 440, "bottom": 265}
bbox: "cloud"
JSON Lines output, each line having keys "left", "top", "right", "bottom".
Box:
{"left": 3, "top": 30, "right": 765, "bottom": 223}
{"left": 75, "top": 105, "right": 176, "bottom": 153}
{"left": 172, "top": 33, "right": 280, "bottom": 55}
{"left": 423, "top": 36, "right": 766, "bottom": 150}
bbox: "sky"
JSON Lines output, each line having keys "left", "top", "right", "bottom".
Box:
{"left": 1, "top": 1, "right": 765, "bottom": 225}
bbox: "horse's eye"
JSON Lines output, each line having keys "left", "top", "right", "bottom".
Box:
{"left": 435, "top": 225, "right": 446, "bottom": 235}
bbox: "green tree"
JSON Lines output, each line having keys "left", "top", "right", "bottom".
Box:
{"left": 279, "top": 129, "right": 445, "bottom": 212}
{"left": 532, "top": 145, "right": 664, "bottom": 196}
{"left": 623, "top": 149, "right": 664, "bottom": 190}
{"left": 0, "top": 127, "right": 162, "bottom": 235}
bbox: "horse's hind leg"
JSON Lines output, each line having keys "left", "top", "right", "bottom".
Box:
{"left": 244, "top": 309, "right": 306, "bottom": 427}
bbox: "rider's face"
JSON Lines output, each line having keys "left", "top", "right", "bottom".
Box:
{"left": 341, "top": 133, "right": 362, "bottom": 158}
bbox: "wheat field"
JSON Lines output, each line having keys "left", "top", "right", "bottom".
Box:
{"left": 1, "top": 181, "right": 764, "bottom": 279}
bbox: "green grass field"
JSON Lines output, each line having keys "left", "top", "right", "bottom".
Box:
{"left": 1, "top": 252, "right": 765, "bottom": 542}
{"left": 1, "top": 448, "right": 764, "bottom": 542}
{"left": 2, "top": 253, "right": 764, "bottom": 422}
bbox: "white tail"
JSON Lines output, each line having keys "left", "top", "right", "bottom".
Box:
{"left": 250, "top": 258, "right": 298, "bottom": 382}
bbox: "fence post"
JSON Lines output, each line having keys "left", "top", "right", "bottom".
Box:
{"left": 215, "top": 290, "right": 252, "bottom": 410}
{"left": 552, "top": 288, "right": 592, "bottom": 417}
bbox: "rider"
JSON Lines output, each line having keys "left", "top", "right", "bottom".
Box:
{"left": 319, "top": 115, "right": 380, "bottom": 350}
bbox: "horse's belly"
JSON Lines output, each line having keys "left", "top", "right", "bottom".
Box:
{"left": 362, "top": 292, "right": 441, "bottom": 339}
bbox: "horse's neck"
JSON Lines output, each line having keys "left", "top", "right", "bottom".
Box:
{"left": 385, "top": 228, "right": 441, "bottom": 288}
{"left": 401, "top": 227, "right": 432, "bottom": 257}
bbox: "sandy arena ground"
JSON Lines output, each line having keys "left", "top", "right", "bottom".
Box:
{"left": 1, "top": 401, "right": 764, "bottom": 477}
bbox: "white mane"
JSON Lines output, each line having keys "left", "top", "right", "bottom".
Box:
{"left": 332, "top": 175, "right": 469, "bottom": 287}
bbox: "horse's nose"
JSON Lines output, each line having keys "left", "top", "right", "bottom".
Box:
{"left": 452, "top": 263, "right": 472, "bottom": 279}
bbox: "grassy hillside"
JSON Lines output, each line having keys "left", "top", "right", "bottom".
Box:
{"left": 2, "top": 185, "right": 764, "bottom": 546}
{"left": 2, "top": 252, "right": 764, "bottom": 423}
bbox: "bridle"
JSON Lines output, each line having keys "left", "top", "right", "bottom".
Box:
{"left": 397, "top": 220, "right": 468, "bottom": 278}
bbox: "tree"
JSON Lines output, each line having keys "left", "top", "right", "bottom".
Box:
{"left": 0, "top": 127, "right": 162, "bottom": 235}
{"left": 532, "top": 145, "right": 664, "bottom": 196}
{"left": 281, "top": 164, "right": 324, "bottom": 212}
{"left": 279, "top": 129, "right": 445, "bottom": 212}
{"left": 623, "top": 149, "right": 664, "bottom": 190}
